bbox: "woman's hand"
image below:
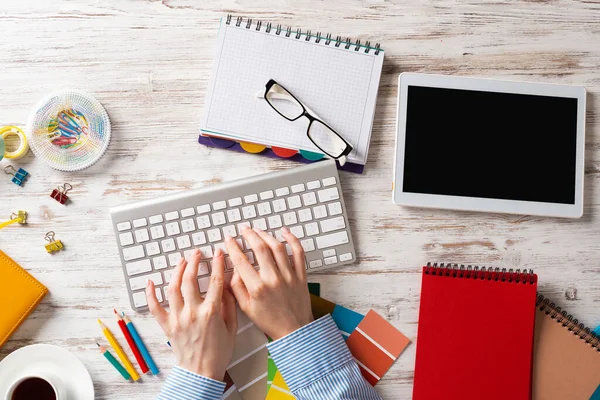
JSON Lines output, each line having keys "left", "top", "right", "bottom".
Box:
{"left": 226, "top": 226, "right": 314, "bottom": 340}
{"left": 146, "top": 248, "right": 237, "bottom": 381}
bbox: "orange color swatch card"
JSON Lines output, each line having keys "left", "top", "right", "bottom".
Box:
{"left": 346, "top": 310, "right": 410, "bottom": 385}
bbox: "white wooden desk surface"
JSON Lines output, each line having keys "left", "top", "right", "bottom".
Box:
{"left": 1, "top": 1, "right": 599, "bottom": 398}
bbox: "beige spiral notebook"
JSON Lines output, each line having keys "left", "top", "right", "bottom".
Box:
{"left": 533, "top": 294, "right": 600, "bottom": 400}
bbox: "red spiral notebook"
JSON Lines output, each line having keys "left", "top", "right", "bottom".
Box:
{"left": 413, "top": 264, "right": 538, "bottom": 400}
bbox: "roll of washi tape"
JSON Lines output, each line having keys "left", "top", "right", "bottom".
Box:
{"left": 0, "top": 126, "right": 29, "bottom": 160}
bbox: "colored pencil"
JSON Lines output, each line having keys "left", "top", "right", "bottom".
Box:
{"left": 98, "top": 319, "right": 140, "bottom": 381}
{"left": 97, "top": 343, "right": 131, "bottom": 381}
{"left": 122, "top": 312, "right": 160, "bottom": 375}
{"left": 114, "top": 309, "right": 149, "bottom": 374}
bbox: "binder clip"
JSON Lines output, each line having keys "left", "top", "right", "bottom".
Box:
{"left": 45, "top": 231, "right": 64, "bottom": 253}
{"left": 4, "top": 165, "right": 29, "bottom": 186}
{"left": 0, "top": 211, "right": 27, "bottom": 230}
{"left": 50, "top": 183, "right": 72, "bottom": 204}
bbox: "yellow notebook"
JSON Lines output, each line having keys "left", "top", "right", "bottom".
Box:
{"left": 0, "top": 250, "right": 48, "bottom": 349}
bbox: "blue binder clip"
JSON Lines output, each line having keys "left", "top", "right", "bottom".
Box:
{"left": 4, "top": 165, "right": 29, "bottom": 186}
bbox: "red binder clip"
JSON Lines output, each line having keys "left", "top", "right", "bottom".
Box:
{"left": 50, "top": 183, "right": 72, "bottom": 205}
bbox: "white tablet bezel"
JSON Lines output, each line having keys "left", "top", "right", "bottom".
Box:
{"left": 393, "top": 73, "right": 586, "bottom": 218}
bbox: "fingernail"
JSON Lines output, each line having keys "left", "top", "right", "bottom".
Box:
{"left": 194, "top": 248, "right": 201, "bottom": 255}
{"left": 214, "top": 247, "right": 223, "bottom": 257}
{"left": 281, "top": 226, "right": 290, "bottom": 234}
{"left": 146, "top": 280, "right": 151, "bottom": 288}
{"left": 224, "top": 234, "right": 232, "bottom": 241}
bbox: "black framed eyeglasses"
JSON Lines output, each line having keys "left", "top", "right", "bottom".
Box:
{"left": 262, "top": 79, "right": 353, "bottom": 165}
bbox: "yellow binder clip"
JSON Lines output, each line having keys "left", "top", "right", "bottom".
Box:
{"left": 0, "top": 211, "right": 27, "bottom": 230}
{"left": 45, "top": 231, "right": 64, "bottom": 253}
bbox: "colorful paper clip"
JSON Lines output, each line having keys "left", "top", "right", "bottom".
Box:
{"left": 45, "top": 231, "right": 64, "bottom": 253}
{"left": 0, "top": 211, "right": 27, "bottom": 230}
{"left": 50, "top": 183, "right": 73, "bottom": 204}
{"left": 4, "top": 165, "right": 29, "bottom": 186}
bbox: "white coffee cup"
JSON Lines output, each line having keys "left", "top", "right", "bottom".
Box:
{"left": 4, "top": 373, "right": 67, "bottom": 400}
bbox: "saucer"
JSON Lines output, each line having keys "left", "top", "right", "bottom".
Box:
{"left": 0, "top": 344, "right": 94, "bottom": 400}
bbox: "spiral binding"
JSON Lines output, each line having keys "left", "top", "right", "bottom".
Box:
{"left": 225, "top": 15, "right": 382, "bottom": 55}
{"left": 536, "top": 294, "right": 600, "bottom": 352}
{"left": 424, "top": 262, "right": 537, "bottom": 284}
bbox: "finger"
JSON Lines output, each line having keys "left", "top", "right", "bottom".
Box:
{"left": 254, "top": 229, "right": 294, "bottom": 282}
{"left": 230, "top": 271, "right": 250, "bottom": 309}
{"left": 181, "top": 250, "right": 202, "bottom": 305}
{"left": 222, "top": 289, "right": 238, "bottom": 335}
{"left": 166, "top": 258, "right": 186, "bottom": 312}
{"left": 146, "top": 280, "right": 169, "bottom": 333}
{"left": 205, "top": 248, "right": 225, "bottom": 306}
{"left": 225, "top": 231, "right": 261, "bottom": 291}
{"left": 242, "top": 227, "right": 279, "bottom": 279}
{"left": 282, "top": 226, "right": 307, "bottom": 281}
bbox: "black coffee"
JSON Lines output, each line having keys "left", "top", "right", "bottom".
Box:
{"left": 11, "top": 377, "right": 56, "bottom": 400}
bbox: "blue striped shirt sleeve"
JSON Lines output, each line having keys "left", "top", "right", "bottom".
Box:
{"left": 267, "top": 314, "right": 382, "bottom": 400}
{"left": 157, "top": 366, "right": 226, "bottom": 400}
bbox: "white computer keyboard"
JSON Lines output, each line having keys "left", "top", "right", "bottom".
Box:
{"left": 110, "top": 161, "right": 356, "bottom": 311}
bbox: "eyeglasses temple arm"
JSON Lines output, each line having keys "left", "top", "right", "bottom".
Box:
{"left": 255, "top": 91, "right": 323, "bottom": 120}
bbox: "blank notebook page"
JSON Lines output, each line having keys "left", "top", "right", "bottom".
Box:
{"left": 200, "top": 18, "right": 384, "bottom": 165}
{"left": 413, "top": 265, "right": 538, "bottom": 400}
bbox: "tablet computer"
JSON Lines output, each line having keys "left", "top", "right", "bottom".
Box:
{"left": 393, "top": 73, "right": 586, "bottom": 218}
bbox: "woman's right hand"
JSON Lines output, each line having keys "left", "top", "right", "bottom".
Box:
{"left": 225, "top": 226, "right": 314, "bottom": 340}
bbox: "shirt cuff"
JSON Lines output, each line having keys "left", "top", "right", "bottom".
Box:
{"left": 267, "top": 314, "right": 354, "bottom": 392}
{"left": 158, "top": 366, "right": 226, "bottom": 400}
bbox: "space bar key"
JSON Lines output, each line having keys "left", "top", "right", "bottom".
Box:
{"left": 316, "top": 231, "right": 349, "bottom": 249}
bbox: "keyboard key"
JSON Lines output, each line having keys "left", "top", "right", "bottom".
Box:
{"left": 318, "top": 187, "right": 339, "bottom": 202}
{"left": 117, "top": 221, "right": 131, "bottom": 231}
{"left": 164, "top": 268, "right": 175, "bottom": 283}
{"left": 146, "top": 242, "right": 160, "bottom": 256}
{"left": 260, "top": 190, "right": 274, "bottom": 200}
{"left": 184, "top": 249, "right": 197, "bottom": 260}
{"left": 181, "top": 218, "right": 195, "bottom": 233}
{"left": 165, "top": 211, "right": 179, "bottom": 221}
{"left": 196, "top": 215, "right": 211, "bottom": 229}
{"left": 222, "top": 225, "right": 237, "bottom": 238}
{"left": 150, "top": 225, "right": 165, "bottom": 239}
{"left": 302, "top": 192, "right": 317, "bottom": 206}
{"left": 119, "top": 232, "right": 134, "bottom": 246}
{"left": 309, "top": 259, "right": 323, "bottom": 269}
{"left": 276, "top": 187, "right": 290, "bottom": 197}
{"left": 307, "top": 180, "right": 321, "bottom": 190}
{"left": 287, "top": 195, "right": 302, "bottom": 209}
{"left": 132, "top": 291, "right": 148, "bottom": 308}
{"left": 213, "top": 201, "right": 227, "bottom": 210}
{"left": 168, "top": 252, "right": 182, "bottom": 267}
{"left": 283, "top": 211, "right": 297, "bottom": 226}
{"left": 236, "top": 238, "right": 245, "bottom": 250}
{"left": 316, "top": 231, "right": 349, "bottom": 249}
{"left": 274, "top": 229, "right": 285, "bottom": 242}
{"left": 227, "top": 208, "right": 242, "bottom": 222}
{"left": 153, "top": 255, "right": 168, "bottom": 270}
{"left": 123, "top": 245, "right": 144, "bottom": 261}
{"left": 166, "top": 222, "right": 181, "bottom": 236}
{"left": 244, "top": 194, "right": 258, "bottom": 203}
{"left": 207, "top": 228, "right": 222, "bottom": 242}
{"left": 154, "top": 287, "right": 164, "bottom": 302}
{"left": 320, "top": 216, "right": 346, "bottom": 233}
{"left": 291, "top": 183, "right": 305, "bottom": 193}
{"left": 149, "top": 215, "right": 163, "bottom": 224}
{"left": 130, "top": 272, "right": 163, "bottom": 291}
{"left": 133, "top": 218, "right": 147, "bottom": 228}
{"left": 257, "top": 202, "right": 272, "bottom": 216}
{"left": 272, "top": 199, "right": 287, "bottom": 213}
{"left": 323, "top": 249, "right": 336, "bottom": 257}
{"left": 313, "top": 205, "right": 327, "bottom": 219}
{"left": 126, "top": 259, "right": 152, "bottom": 276}
{"left": 199, "top": 246, "right": 213, "bottom": 258}
{"left": 298, "top": 208, "right": 312, "bottom": 223}
{"left": 192, "top": 231, "right": 207, "bottom": 246}
{"left": 134, "top": 229, "right": 150, "bottom": 243}
{"left": 268, "top": 215, "right": 282, "bottom": 229}
{"left": 181, "top": 208, "right": 195, "bottom": 218}
{"left": 339, "top": 253, "right": 353, "bottom": 262}
{"left": 198, "top": 276, "right": 211, "bottom": 293}
{"left": 305, "top": 222, "right": 319, "bottom": 236}
{"left": 285, "top": 244, "right": 293, "bottom": 256}
{"left": 242, "top": 205, "right": 257, "bottom": 219}
{"left": 289, "top": 225, "right": 305, "bottom": 239}
{"left": 176, "top": 235, "right": 192, "bottom": 249}
{"left": 245, "top": 251, "right": 255, "bottom": 264}
{"left": 301, "top": 238, "right": 315, "bottom": 252}
{"left": 237, "top": 221, "right": 251, "bottom": 232}
{"left": 161, "top": 238, "right": 176, "bottom": 252}
{"left": 228, "top": 197, "right": 242, "bottom": 207}
{"left": 323, "top": 177, "right": 336, "bottom": 186}
{"left": 197, "top": 204, "right": 211, "bottom": 214}
{"left": 324, "top": 256, "right": 338, "bottom": 265}
{"left": 214, "top": 242, "right": 228, "bottom": 255}
{"left": 252, "top": 218, "right": 267, "bottom": 231}
{"left": 212, "top": 212, "right": 226, "bottom": 226}
{"left": 328, "top": 201, "right": 343, "bottom": 216}
{"left": 198, "top": 262, "right": 210, "bottom": 276}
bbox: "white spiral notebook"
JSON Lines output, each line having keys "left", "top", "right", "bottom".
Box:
{"left": 200, "top": 15, "right": 385, "bottom": 166}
